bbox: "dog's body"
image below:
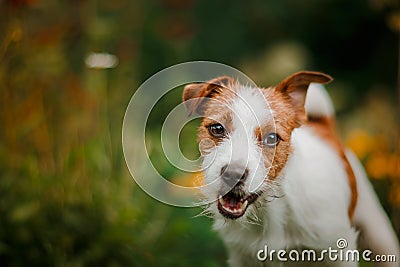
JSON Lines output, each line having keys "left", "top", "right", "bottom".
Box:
{"left": 183, "top": 72, "right": 399, "bottom": 267}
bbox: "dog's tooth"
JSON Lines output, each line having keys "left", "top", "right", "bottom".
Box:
{"left": 243, "top": 200, "right": 248, "bottom": 209}
{"left": 219, "top": 195, "right": 250, "bottom": 215}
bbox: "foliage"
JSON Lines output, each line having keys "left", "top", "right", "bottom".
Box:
{"left": 0, "top": 0, "right": 399, "bottom": 266}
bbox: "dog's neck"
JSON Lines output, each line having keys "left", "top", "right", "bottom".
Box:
{"left": 212, "top": 123, "right": 354, "bottom": 248}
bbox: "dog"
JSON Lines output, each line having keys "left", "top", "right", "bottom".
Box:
{"left": 182, "top": 71, "right": 400, "bottom": 267}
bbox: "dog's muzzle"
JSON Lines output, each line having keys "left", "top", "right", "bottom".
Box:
{"left": 216, "top": 163, "right": 259, "bottom": 219}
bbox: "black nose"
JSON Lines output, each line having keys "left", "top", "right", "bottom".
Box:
{"left": 220, "top": 164, "right": 249, "bottom": 188}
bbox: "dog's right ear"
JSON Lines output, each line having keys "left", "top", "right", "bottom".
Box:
{"left": 182, "top": 76, "right": 233, "bottom": 116}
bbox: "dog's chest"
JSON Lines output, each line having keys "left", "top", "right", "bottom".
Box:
{"left": 214, "top": 201, "right": 310, "bottom": 254}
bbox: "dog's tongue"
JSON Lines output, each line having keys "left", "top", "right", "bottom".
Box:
{"left": 227, "top": 197, "right": 241, "bottom": 209}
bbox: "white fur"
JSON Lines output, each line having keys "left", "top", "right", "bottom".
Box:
{"left": 349, "top": 150, "right": 400, "bottom": 267}
{"left": 200, "top": 84, "right": 399, "bottom": 267}
{"left": 305, "top": 83, "right": 335, "bottom": 118}
{"left": 215, "top": 127, "right": 359, "bottom": 267}
{"left": 230, "top": 87, "right": 274, "bottom": 192}
{"left": 201, "top": 85, "right": 273, "bottom": 201}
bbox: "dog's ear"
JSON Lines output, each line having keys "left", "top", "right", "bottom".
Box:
{"left": 275, "top": 71, "right": 333, "bottom": 121}
{"left": 182, "top": 76, "right": 233, "bottom": 116}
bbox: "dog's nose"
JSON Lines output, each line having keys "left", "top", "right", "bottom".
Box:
{"left": 220, "top": 164, "right": 249, "bottom": 187}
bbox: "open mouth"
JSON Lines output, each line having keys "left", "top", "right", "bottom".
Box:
{"left": 217, "top": 190, "right": 259, "bottom": 219}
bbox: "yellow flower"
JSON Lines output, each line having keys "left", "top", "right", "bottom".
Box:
{"left": 171, "top": 172, "right": 203, "bottom": 188}
{"left": 345, "top": 129, "right": 374, "bottom": 159}
{"left": 168, "top": 172, "right": 204, "bottom": 197}
{"left": 366, "top": 152, "right": 388, "bottom": 179}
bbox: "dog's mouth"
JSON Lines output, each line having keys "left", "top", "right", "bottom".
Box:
{"left": 217, "top": 189, "right": 259, "bottom": 219}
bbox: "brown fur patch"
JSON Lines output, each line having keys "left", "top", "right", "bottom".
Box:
{"left": 259, "top": 71, "right": 333, "bottom": 180}
{"left": 196, "top": 86, "right": 236, "bottom": 154}
{"left": 255, "top": 88, "right": 299, "bottom": 179}
{"left": 274, "top": 71, "right": 333, "bottom": 124}
{"left": 306, "top": 116, "right": 358, "bottom": 220}
{"left": 182, "top": 76, "right": 233, "bottom": 116}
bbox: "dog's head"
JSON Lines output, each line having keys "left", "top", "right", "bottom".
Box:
{"left": 183, "top": 71, "right": 332, "bottom": 220}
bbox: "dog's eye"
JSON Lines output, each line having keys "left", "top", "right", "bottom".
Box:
{"left": 264, "top": 132, "right": 280, "bottom": 147}
{"left": 208, "top": 123, "right": 226, "bottom": 138}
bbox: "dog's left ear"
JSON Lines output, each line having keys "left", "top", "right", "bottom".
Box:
{"left": 275, "top": 71, "right": 333, "bottom": 122}
{"left": 182, "top": 76, "right": 233, "bottom": 116}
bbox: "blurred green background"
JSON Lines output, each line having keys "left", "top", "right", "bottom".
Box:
{"left": 1, "top": 0, "right": 399, "bottom": 266}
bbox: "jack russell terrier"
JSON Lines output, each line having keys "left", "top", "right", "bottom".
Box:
{"left": 182, "top": 71, "right": 399, "bottom": 266}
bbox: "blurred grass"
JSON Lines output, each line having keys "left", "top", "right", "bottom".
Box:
{"left": 0, "top": 0, "right": 399, "bottom": 266}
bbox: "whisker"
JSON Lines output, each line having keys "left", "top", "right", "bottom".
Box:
{"left": 192, "top": 206, "right": 214, "bottom": 219}
{"left": 245, "top": 206, "right": 262, "bottom": 226}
